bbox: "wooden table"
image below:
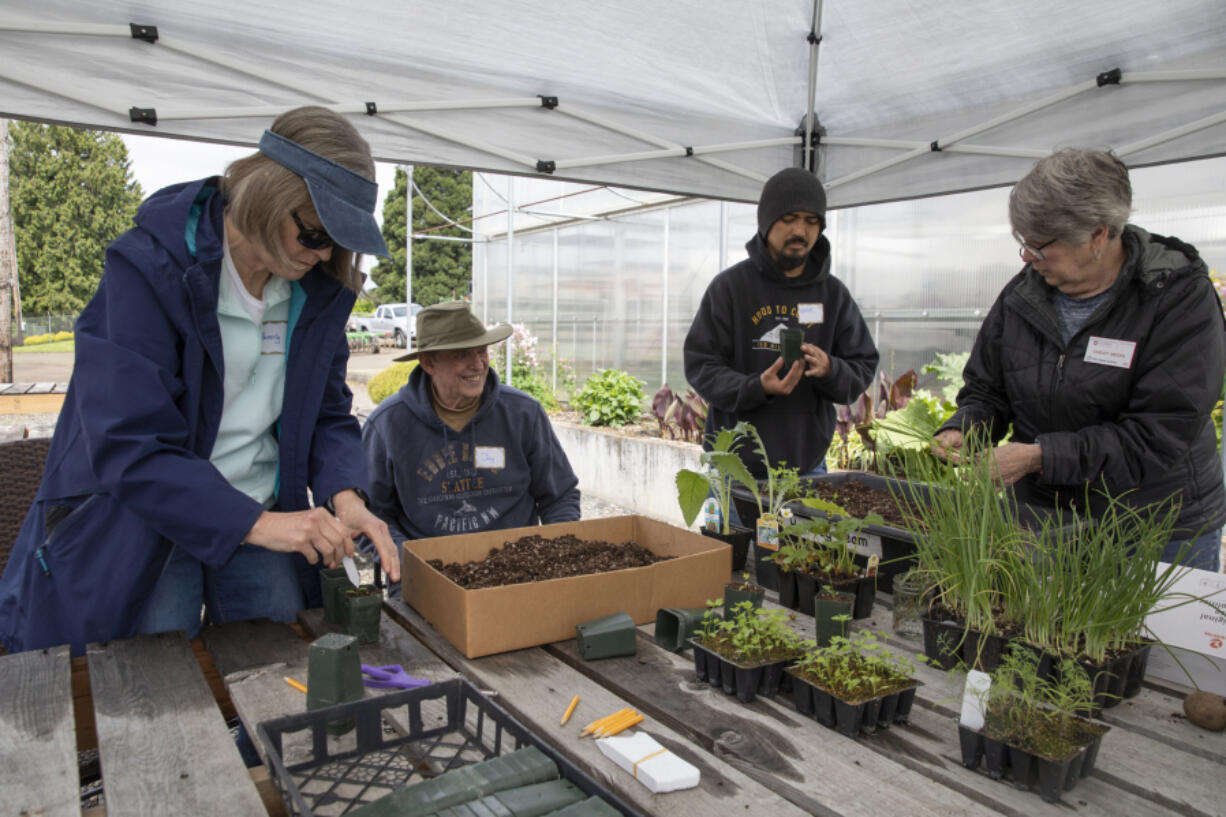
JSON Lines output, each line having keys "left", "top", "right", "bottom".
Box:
{"left": 3, "top": 583, "right": 1222, "bottom": 817}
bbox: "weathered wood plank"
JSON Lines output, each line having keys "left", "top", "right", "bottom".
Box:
{"left": 0, "top": 645, "right": 79, "bottom": 817}
{"left": 28, "top": 381, "right": 56, "bottom": 394}
{"left": 0, "top": 391, "right": 66, "bottom": 414}
{"left": 386, "top": 595, "right": 816, "bottom": 817}
{"left": 88, "top": 632, "right": 267, "bottom": 816}
{"left": 0, "top": 382, "right": 31, "bottom": 394}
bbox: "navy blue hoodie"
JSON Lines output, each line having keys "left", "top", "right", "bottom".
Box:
{"left": 363, "top": 366, "right": 580, "bottom": 543}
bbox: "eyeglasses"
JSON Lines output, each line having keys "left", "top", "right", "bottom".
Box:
{"left": 291, "top": 211, "right": 335, "bottom": 251}
{"left": 1014, "top": 233, "right": 1057, "bottom": 261}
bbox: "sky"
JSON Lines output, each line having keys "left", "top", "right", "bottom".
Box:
{"left": 120, "top": 133, "right": 401, "bottom": 279}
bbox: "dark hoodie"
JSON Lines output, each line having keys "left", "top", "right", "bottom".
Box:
{"left": 683, "top": 233, "right": 878, "bottom": 476}
{"left": 362, "top": 366, "right": 580, "bottom": 542}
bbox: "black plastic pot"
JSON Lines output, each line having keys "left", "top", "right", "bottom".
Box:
{"left": 723, "top": 584, "right": 764, "bottom": 619}
{"left": 814, "top": 591, "right": 855, "bottom": 648}
{"left": 921, "top": 615, "right": 966, "bottom": 670}
{"left": 753, "top": 544, "right": 780, "bottom": 591}
{"left": 893, "top": 686, "right": 918, "bottom": 724}
{"left": 701, "top": 526, "right": 753, "bottom": 573}
{"left": 1122, "top": 642, "right": 1153, "bottom": 699}
{"left": 790, "top": 672, "right": 814, "bottom": 716}
{"left": 833, "top": 697, "right": 864, "bottom": 738}
{"left": 777, "top": 569, "right": 799, "bottom": 610}
{"left": 795, "top": 572, "right": 818, "bottom": 616}
{"left": 829, "top": 573, "right": 876, "bottom": 620}
{"left": 957, "top": 720, "right": 1108, "bottom": 803}
{"left": 962, "top": 628, "right": 1007, "bottom": 673}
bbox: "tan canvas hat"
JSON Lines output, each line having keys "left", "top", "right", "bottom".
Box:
{"left": 394, "top": 301, "right": 513, "bottom": 361}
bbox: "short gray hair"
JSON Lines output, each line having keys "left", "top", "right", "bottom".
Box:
{"left": 1008, "top": 148, "right": 1132, "bottom": 244}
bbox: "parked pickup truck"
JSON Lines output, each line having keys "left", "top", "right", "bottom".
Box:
{"left": 349, "top": 302, "right": 422, "bottom": 348}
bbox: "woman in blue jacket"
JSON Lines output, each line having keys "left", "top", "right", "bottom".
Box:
{"left": 0, "top": 106, "right": 400, "bottom": 654}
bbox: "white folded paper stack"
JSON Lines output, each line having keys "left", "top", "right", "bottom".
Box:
{"left": 595, "top": 732, "right": 700, "bottom": 793}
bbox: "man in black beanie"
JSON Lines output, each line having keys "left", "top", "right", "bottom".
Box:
{"left": 683, "top": 167, "right": 878, "bottom": 514}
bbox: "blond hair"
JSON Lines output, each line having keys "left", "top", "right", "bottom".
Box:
{"left": 221, "top": 106, "right": 374, "bottom": 291}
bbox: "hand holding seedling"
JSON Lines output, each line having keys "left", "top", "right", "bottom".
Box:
{"left": 932, "top": 428, "right": 963, "bottom": 462}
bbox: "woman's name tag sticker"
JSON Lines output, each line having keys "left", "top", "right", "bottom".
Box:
{"left": 475, "top": 446, "right": 506, "bottom": 469}
{"left": 1084, "top": 336, "right": 1136, "bottom": 368}
{"left": 261, "top": 320, "right": 287, "bottom": 355}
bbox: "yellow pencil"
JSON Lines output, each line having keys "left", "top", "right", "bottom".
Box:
{"left": 600, "top": 713, "right": 644, "bottom": 738}
{"left": 284, "top": 676, "right": 307, "bottom": 694}
{"left": 595, "top": 710, "right": 639, "bottom": 738}
{"left": 580, "top": 707, "right": 632, "bottom": 736}
{"left": 560, "top": 695, "right": 580, "bottom": 725}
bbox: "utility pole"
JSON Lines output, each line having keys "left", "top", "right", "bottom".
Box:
{"left": 0, "top": 119, "right": 16, "bottom": 382}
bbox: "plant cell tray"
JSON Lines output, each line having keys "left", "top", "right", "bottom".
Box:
{"left": 257, "top": 678, "right": 643, "bottom": 817}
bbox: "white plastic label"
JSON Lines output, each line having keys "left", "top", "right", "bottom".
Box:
{"left": 960, "top": 669, "right": 992, "bottom": 731}
{"left": 1084, "top": 336, "right": 1136, "bottom": 368}
{"left": 756, "top": 514, "right": 780, "bottom": 550}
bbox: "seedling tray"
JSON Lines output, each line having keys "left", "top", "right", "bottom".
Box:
{"left": 257, "top": 678, "right": 643, "bottom": 817}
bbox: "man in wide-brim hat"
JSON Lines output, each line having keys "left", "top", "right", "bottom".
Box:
{"left": 362, "top": 301, "right": 580, "bottom": 555}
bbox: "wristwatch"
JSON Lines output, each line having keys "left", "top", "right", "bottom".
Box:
{"left": 323, "top": 487, "right": 370, "bottom": 514}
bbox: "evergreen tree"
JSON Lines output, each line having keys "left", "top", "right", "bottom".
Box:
{"left": 370, "top": 166, "right": 472, "bottom": 305}
{"left": 9, "top": 122, "right": 143, "bottom": 315}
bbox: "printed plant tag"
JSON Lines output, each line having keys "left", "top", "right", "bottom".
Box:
{"left": 960, "top": 669, "right": 992, "bottom": 731}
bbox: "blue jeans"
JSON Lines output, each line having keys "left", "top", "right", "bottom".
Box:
{"left": 1161, "top": 527, "right": 1223, "bottom": 572}
{"left": 723, "top": 459, "right": 829, "bottom": 529}
{"left": 136, "top": 544, "right": 306, "bottom": 638}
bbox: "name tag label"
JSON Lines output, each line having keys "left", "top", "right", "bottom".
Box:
{"left": 1084, "top": 336, "right": 1136, "bottom": 368}
{"left": 798, "top": 303, "right": 824, "bottom": 324}
{"left": 475, "top": 446, "right": 506, "bottom": 469}
{"left": 261, "top": 321, "right": 287, "bottom": 355}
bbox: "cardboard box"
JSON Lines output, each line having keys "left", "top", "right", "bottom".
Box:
{"left": 1143, "top": 567, "right": 1226, "bottom": 695}
{"left": 402, "top": 515, "right": 730, "bottom": 658}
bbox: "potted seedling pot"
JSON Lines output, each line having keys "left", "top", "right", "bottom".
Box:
{"left": 306, "top": 632, "right": 364, "bottom": 736}
{"left": 653, "top": 607, "right": 707, "bottom": 652}
{"left": 814, "top": 589, "right": 854, "bottom": 648}
{"left": 723, "top": 576, "right": 765, "bottom": 619}
{"left": 576, "top": 612, "right": 637, "bottom": 660}
{"left": 337, "top": 584, "right": 382, "bottom": 644}
{"left": 701, "top": 524, "right": 753, "bottom": 572}
{"left": 320, "top": 566, "right": 356, "bottom": 626}
{"left": 958, "top": 721, "right": 1109, "bottom": 803}
{"left": 780, "top": 326, "right": 805, "bottom": 371}
{"left": 921, "top": 614, "right": 967, "bottom": 671}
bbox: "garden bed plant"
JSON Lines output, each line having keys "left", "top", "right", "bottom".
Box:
{"left": 959, "top": 645, "right": 1109, "bottom": 803}
{"left": 770, "top": 507, "right": 884, "bottom": 620}
{"left": 689, "top": 601, "right": 805, "bottom": 704}
{"left": 787, "top": 629, "right": 923, "bottom": 737}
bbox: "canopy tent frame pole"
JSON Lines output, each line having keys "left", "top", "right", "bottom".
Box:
{"left": 404, "top": 164, "right": 413, "bottom": 310}
{"left": 154, "top": 98, "right": 544, "bottom": 122}
{"left": 549, "top": 136, "right": 798, "bottom": 171}
{"left": 802, "top": 0, "right": 824, "bottom": 172}
{"left": 824, "top": 136, "right": 1047, "bottom": 159}
{"left": 827, "top": 77, "right": 1099, "bottom": 189}
{"left": 505, "top": 178, "right": 514, "bottom": 386}
{"left": 1116, "top": 109, "right": 1226, "bottom": 156}
{"left": 384, "top": 114, "right": 539, "bottom": 171}
{"left": 557, "top": 105, "right": 768, "bottom": 183}
{"left": 551, "top": 228, "right": 559, "bottom": 395}
{"left": 661, "top": 209, "right": 670, "bottom": 389}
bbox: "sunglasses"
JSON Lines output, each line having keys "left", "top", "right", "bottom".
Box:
{"left": 291, "top": 211, "right": 335, "bottom": 251}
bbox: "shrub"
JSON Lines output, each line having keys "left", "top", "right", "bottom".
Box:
{"left": 367, "top": 361, "right": 418, "bottom": 404}
{"left": 51, "top": 330, "right": 74, "bottom": 342}
{"left": 22, "top": 333, "right": 51, "bottom": 345}
{"left": 352, "top": 296, "right": 377, "bottom": 315}
{"left": 572, "top": 369, "right": 646, "bottom": 427}
{"left": 489, "top": 323, "right": 566, "bottom": 410}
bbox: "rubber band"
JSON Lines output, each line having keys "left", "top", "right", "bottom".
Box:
{"left": 633, "top": 748, "right": 669, "bottom": 778}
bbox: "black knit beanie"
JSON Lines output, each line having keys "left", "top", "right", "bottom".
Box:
{"left": 757, "top": 167, "right": 827, "bottom": 237}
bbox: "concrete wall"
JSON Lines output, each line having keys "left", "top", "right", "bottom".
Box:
{"left": 551, "top": 419, "right": 702, "bottom": 528}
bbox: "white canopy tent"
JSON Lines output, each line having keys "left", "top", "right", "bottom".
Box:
{"left": 2, "top": 0, "right": 1224, "bottom": 207}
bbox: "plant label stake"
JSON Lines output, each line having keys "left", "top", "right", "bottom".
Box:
{"left": 702, "top": 498, "right": 721, "bottom": 532}
{"left": 757, "top": 514, "right": 780, "bottom": 550}
{"left": 960, "top": 669, "right": 992, "bottom": 732}
{"left": 866, "top": 554, "right": 879, "bottom": 578}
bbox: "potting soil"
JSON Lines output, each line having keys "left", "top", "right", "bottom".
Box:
{"left": 427, "top": 533, "right": 669, "bottom": 589}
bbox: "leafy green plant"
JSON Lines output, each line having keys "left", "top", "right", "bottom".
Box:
{"left": 792, "top": 629, "right": 921, "bottom": 702}
{"left": 775, "top": 505, "right": 886, "bottom": 579}
{"left": 696, "top": 601, "right": 804, "bottom": 664}
{"left": 572, "top": 368, "right": 646, "bottom": 427}
{"left": 675, "top": 426, "right": 758, "bottom": 533}
{"left": 981, "top": 645, "right": 1105, "bottom": 759}
{"left": 367, "top": 361, "right": 419, "bottom": 404}
{"left": 490, "top": 323, "right": 561, "bottom": 410}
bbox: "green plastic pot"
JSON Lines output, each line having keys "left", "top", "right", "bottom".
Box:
{"left": 576, "top": 612, "right": 637, "bottom": 660}
{"left": 780, "top": 326, "right": 805, "bottom": 370}
{"left": 723, "top": 583, "right": 765, "bottom": 619}
{"left": 338, "top": 587, "right": 382, "bottom": 644}
{"left": 653, "top": 607, "right": 708, "bottom": 652}
{"left": 814, "top": 591, "right": 854, "bottom": 647}
{"left": 320, "top": 566, "right": 355, "bottom": 625}
{"left": 306, "top": 632, "right": 364, "bottom": 735}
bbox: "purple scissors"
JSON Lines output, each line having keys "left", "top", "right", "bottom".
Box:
{"left": 360, "top": 663, "right": 433, "bottom": 690}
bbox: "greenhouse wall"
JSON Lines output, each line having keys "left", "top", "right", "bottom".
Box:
{"left": 471, "top": 158, "right": 1226, "bottom": 397}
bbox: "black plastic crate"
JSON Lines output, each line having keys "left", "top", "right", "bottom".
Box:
{"left": 257, "top": 678, "right": 644, "bottom": 817}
